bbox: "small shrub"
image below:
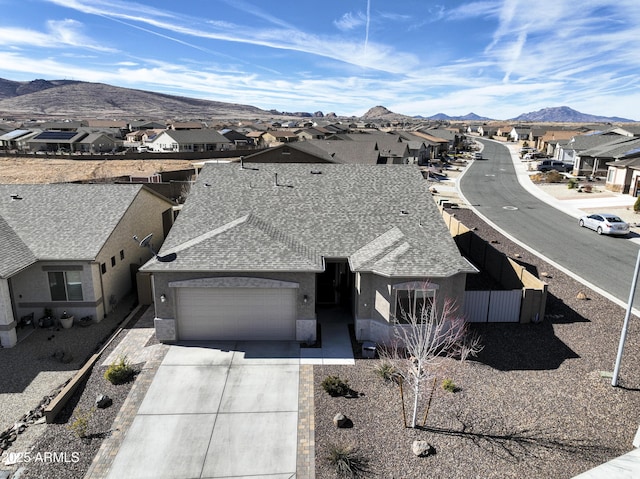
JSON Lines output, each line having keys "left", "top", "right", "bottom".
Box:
{"left": 634, "top": 196, "right": 640, "bottom": 213}
{"left": 326, "top": 443, "right": 368, "bottom": 478}
{"left": 545, "top": 170, "right": 563, "bottom": 183}
{"left": 68, "top": 407, "right": 95, "bottom": 438}
{"left": 567, "top": 178, "right": 578, "bottom": 189}
{"left": 373, "top": 361, "right": 399, "bottom": 383}
{"left": 442, "top": 378, "right": 457, "bottom": 393}
{"left": 104, "top": 356, "right": 135, "bottom": 385}
{"left": 321, "top": 375, "right": 350, "bottom": 397}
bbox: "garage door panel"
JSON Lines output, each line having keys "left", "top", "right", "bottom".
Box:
{"left": 177, "top": 287, "right": 296, "bottom": 341}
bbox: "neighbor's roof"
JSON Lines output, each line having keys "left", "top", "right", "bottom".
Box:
{"left": 142, "top": 163, "right": 476, "bottom": 278}
{"left": 155, "top": 129, "right": 230, "bottom": 144}
{"left": 0, "top": 184, "right": 160, "bottom": 278}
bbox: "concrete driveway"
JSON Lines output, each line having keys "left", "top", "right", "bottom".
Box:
{"left": 105, "top": 341, "right": 301, "bottom": 479}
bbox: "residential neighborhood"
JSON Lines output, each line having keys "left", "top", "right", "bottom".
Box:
{"left": 1, "top": 113, "right": 640, "bottom": 479}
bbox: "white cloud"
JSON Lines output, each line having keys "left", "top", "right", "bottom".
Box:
{"left": 334, "top": 12, "right": 366, "bottom": 31}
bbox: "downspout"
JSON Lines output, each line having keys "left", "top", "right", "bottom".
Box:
{"left": 92, "top": 261, "right": 107, "bottom": 319}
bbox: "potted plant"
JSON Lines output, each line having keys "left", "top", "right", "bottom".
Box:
{"left": 40, "top": 308, "right": 55, "bottom": 328}
{"left": 59, "top": 310, "right": 74, "bottom": 329}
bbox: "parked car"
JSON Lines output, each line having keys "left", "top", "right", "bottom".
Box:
{"left": 578, "top": 213, "right": 630, "bottom": 236}
{"left": 473, "top": 152, "right": 483, "bottom": 160}
{"left": 537, "top": 160, "right": 572, "bottom": 172}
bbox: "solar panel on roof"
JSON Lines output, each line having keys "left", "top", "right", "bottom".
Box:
{"left": 35, "top": 131, "right": 77, "bottom": 140}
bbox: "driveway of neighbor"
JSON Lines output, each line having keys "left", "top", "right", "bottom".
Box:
{"left": 105, "top": 341, "right": 301, "bottom": 479}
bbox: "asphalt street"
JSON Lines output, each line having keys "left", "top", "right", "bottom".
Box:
{"left": 459, "top": 138, "right": 640, "bottom": 309}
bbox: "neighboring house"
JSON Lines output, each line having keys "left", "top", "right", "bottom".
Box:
{"left": 536, "top": 130, "right": 584, "bottom": 154}
{"left": 241, "top": 142, "right": 339, "bottom": 164}
{"left": 262, "top": 130, "right": 300, "bottom": 146}
{"left": 27, "top": 130, "right": 89, "bottom": 152}
{"left": 141, "top": 163, "right": 477, "bottom": 345}
{"left": 75, "top": 132, "right": 121, "bottom": 153}
{"left": 296, "top": 127, "right": 330, "bottom": 141}
{"left": 219, "top": 129, "right": 255, "bottom": 148}
{"left": 128, "top": 120, "right": 167, "bottom": 131}
{"left": 147, "top": 129, "right": 231, "bottom": 152}
{"left": 560, "top": 133, "right": 635, "bottom": 175}
{"left": 0, "top": 129, "right": 39, "bottom": 151}
{"left": 508, "top": 127, "right": 531, "bottom": 143}
{"left": 0, "top": 184, "right": 175, "bottom": 348}
{"left": 601, "top": 139, "right": 640, "bottom": 193}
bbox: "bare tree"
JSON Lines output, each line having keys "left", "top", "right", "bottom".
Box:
{"left": 381, "top": 290, "right": 482, "bottom": 428}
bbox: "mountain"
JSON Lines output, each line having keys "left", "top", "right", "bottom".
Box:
{"left": 511, "top": 106, "right": 634, "bottom": 123}
{"left": 0, "top": 78, "right": 274, "bottom": 120}
{"left": 360, "top": 105, "right": 412, "bottom": 120}
{"left": 420, "top": 112, "right": 492, "bottom": 121}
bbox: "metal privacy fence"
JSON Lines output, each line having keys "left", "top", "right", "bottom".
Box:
{"left": 464, "top": 290, "right": 522, "bottom": 323}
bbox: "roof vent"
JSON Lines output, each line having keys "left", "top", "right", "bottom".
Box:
{"left": 10, "top": 194, "right": 23, "bottom": 201}
{"left": 311, "top": 170, "right": 322, "bottom": 175}
{"left": 204, "top": 183, "right": 211, "bottom": 187}
{"left": 400, "top": 209, "right": 409, "bottom": 216}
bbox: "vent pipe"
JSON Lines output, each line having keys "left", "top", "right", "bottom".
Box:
{"left": 274, "top": 173, "right": 279, "bottom": 186}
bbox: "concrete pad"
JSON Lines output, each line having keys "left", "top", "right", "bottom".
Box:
{"left": 137, "top": 365, "right": 228, "bottom": 415}
{"left": 232, "top": 341, "right": 300, "bottom": 365}
{"left": 106, "top": 413, "right": 216, "bottom": 479}
{"left": 201, "top": 411, "right": 298, "bottom": 478}
{"left": 162, "top": 342, "right": 236, "bottom": 366}
{"left": 220, "top": 364, "right": 299, "bottom": 413}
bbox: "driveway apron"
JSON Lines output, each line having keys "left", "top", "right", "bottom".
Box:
{"left": 105, "top": 341, "right": 300, "bottom": 479}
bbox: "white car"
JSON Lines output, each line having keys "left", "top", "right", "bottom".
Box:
{"left": 579, "top": 213, "right": 630, "bottom": 236}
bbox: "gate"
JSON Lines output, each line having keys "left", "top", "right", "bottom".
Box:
{"left": 464, "top": 290, "right": 522, "bottom": 323}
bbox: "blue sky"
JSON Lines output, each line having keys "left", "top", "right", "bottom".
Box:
{"left": 0, "top": 0, "right": 638, "bottom": 119}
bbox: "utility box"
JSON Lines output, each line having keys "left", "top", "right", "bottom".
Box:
{"left": 362, "top": 341, "right": 377, "bottom": 359}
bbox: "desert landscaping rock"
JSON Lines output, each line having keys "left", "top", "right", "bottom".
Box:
{"left": 95, "top": 394, "right": 112, "bottom": 409}
{"left": 332, "top": 413, "right": 349, "bottom": 428}
{"left": 412, "top": 440, "right": 435, "bottom": 457}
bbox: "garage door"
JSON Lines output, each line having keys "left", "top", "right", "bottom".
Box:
{"left": 176, "top": 287, "right": 297, "bottom": 340}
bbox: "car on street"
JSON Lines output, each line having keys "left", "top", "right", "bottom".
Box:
{"left": 473, "top": 152, "right": 483, "bottom": 160}
{"left": 578, "top": 213, "right": 630, "bottom": 236}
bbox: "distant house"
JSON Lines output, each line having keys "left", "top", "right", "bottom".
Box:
{"left": 560, "top": 132, "right": 635, "bottom": 176}
{"left": 0, "top": 129, "right": 41, "bottom": 151}
{"left": 0, "top": 184, "right": 175, "bottom": 348}
{"left": 262, "top": 130, "right": 300, "bottom": 146}
{"left": 75, "top": 132, "right": 121, "bottom": 153}
{"left": 219, "top": 129, "right": 255, "bottom": 148}
{"left": 140, "top": 163, "right": 476, "bottom": 345}
{"left": 147, "top": 129, "right": 231, "bottom": 152}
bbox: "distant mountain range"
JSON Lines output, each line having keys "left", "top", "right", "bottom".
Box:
{"left": 0, "top": 78, "right": 635, "bottom": 123}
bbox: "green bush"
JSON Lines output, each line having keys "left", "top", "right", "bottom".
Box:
{"left": 442, "top": 378, "right": 457, "bottom": 393}
{"left": 373, "top": 361, "right": 399, "bottom": 383}
{"left": 321, "top": 375, "right": 351, "bottom": 397}
{"left": 567, "top": 178, "right": 578, "bottom": 189}
{"left": 68, "top": 407, "right": 95, "bottom": 438}
{"left": 634, "top": 196, "right": 640, "bottom": 213}
{"left": 326, "top": 443, "right": 368, "bottom": 478}
{"left": 104, "top": 356, "right": 135, "bottom": 385}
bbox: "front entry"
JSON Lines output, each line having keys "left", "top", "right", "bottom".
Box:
{"left": 316, "top": 260, "right": 353, "bottom": 307}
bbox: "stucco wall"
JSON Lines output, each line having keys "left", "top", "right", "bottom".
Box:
{"left": 95, "top": 188, "right": 174, "bottom": 317}
{"left": 12, "top": 261, "right": 98, "bottom": 322}
{"left": 355, "top": 272, "right": 467, "bottom": 344}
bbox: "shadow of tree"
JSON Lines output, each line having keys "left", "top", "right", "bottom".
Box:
{"left": 421, "top": 410, "right": 617, "bottom": 465}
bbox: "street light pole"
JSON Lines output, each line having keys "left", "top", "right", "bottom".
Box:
{"left": 612, "top": 249, "right": 640, "bottom": 387}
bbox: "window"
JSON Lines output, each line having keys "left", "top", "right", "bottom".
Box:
{"left": 392, "top": 282, "right": 438, "bottom": 324}
{"left": 120, "top": 250, "right": 125, "bottom": 260}
{"left": 101, "top": 263, "right": 106, "bottom": 274}
{"left": 607, "top": 169, "right": 615, "bottom": 183}
{"left": 48, "top": 271, "right": 83, "bottom": 301}
{"left": 111, "top": 256, "right": 116, "bottom": 267}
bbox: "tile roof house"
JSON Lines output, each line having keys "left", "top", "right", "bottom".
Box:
{"left": 141, "top": 163, "right": 477, "bottom": 345}
{"left": 0, "top": 184, "right": 175, "bottom": 348}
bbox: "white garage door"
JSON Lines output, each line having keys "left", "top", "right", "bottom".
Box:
{"left": 176, "top": 287, "right": 297, "bottom": 340}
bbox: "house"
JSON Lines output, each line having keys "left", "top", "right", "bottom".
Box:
{"left": 219, "top": 129, "right": 255, "bottom": 148}
{"left": 147, "top": 129, "right": 231, "bottom": 152}
{"left": 561, "top": 133, "right": 635, "bottom": 176}
{"left": 140, "top": 163, "right": 477, "bottom": 345}
{"left": 601, "top": 139, "right": 640, "bottom": 193}
{"left": 0, "top": 184, "right": 175, "bottom": 348}
{"left": 0, "top": 129, "right": 40, "bottom": 151}
{"left": 262, "top": 130, "right": 300, "bottom": 146}
{"left": 75, "top": 132, "right": 121, "bottom": 153}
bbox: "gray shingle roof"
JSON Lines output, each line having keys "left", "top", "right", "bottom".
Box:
{"left": 163, "top": 129, "right": 231, "bottom": 144}
{"left": 143, "top": 164, "right": 476, "bottom": 277}
{"left": 0, "top": 184, "right": 149, "bottom": 277}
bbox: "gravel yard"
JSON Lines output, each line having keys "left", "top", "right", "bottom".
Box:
{"left": 314, "top": 206, "right": 640, "bottom": 479}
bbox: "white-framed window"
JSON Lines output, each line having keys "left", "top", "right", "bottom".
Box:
{"left": 607, "top": 168, "right": 615, "bottom": 183}
{"left": 392, "top": 282, "right": 438, "bottom": 324}
{"left": 48, "top": 271, "right": 83, "bottom": 301}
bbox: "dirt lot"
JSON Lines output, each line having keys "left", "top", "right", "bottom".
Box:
{"left": 0, "top": 157, "right": 197, "bottom": 184}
